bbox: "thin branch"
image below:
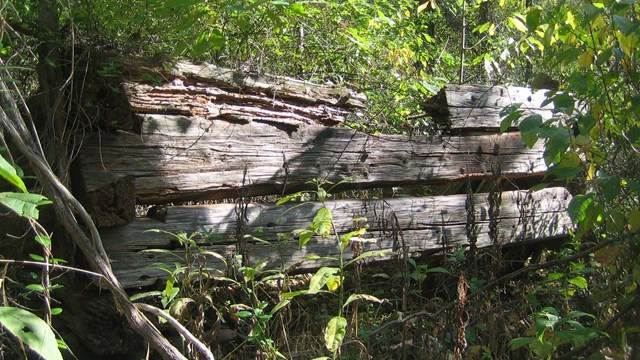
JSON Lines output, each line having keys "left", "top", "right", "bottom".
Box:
{"left": 136, "top": 303, "right": 215, "bottom": 360}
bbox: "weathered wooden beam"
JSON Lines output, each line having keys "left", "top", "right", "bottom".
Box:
{"left": 169, "top": 61, "right": 367, "bottom": 109}
{"left": 103, "top": 187, "right": 572, "bottom": 288}
{"left": 77, "top": 115, "right": 548, "bottom": 205}
{"left": 425, "top": 84, "right": 555, "bottom": 131}
{"left": 121, "top": 61, "right": 366, "bottom": 127}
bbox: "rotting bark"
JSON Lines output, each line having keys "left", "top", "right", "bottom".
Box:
{"left": 101, "top": 187, "right": 572, "bottom": 288}
{"left": 120, "top": 60, "right": 365, "bottom": 127}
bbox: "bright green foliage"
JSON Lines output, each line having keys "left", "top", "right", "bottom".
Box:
{"left": 324, "top": 315, "right": 347, "bottom": 353}
{"left": 510, "top": 307, "right": 597, "bottom": 359}
{"left": 0, "top": 307, "right": 63, "bottom": 360}
{"left": 0, "top": 155, "right": 27, "bottom": 193}
{"left": 0, "top": 154, "right": 51, "bottom": 219}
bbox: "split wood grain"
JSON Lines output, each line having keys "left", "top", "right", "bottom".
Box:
{"left": 102, "top": 187, "right": 572, "bottom": 288}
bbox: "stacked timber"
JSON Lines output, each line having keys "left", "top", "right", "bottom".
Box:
{"left": 425, "top": 84, "right": 554, "bottom": 131}
{"left": 75, "top": 65, "right": 570, "bottom": 288}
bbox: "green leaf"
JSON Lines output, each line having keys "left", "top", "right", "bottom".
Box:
{"left": 309, "top": 267, "right": 338, "bottom": 294}
{"left": 339, "top": 228, "right": 367, "bottom": 251}
{"left": 34, "top": 235, "right": 52, "bottom": 247}
{"left": 0, "top": 192, "right": 51, "bottom": 219}
{"left": 613, "top": 15, "right": 637, "bottom": 35}
{"left": 276, "top": 191, "right": 304, "bottom": 205}
{"left": 324, "top": 316, "right": 347, "bottom": 353}
{"left": 236, "top": 310, "right": 253, "bottom": 318}
{"left": 0, "top": 307, "right": 63, "bottom": 360}
{"left": 500, "top": 104, "right": 522, "bottom": 132}
{"left": 552, "top": 93, "right": 576, "bottom": 114}
{"left": 526, "top": 8, "right": 541, "bottom": 30}
{"left": 50, "top": 308, "right": 62, "bottom": 315}
{"left": 509, "top": 337, "right": 535, "bottom": 349}
{"left": 342, "top": 293, "right": 384, "bottom": 308}
{"left": 297, "top": 229, "right": 314, "bottom": 247}
{"left": 519, "top": 114, "right": 542, "bottom": 148}
{"left": 26, "top": 284, "right": 45, "bottom": 292}
{"left": 508, "top": 16, "right": 528, "bottom": 32}
{"left": 568, "top": 193, "right": 595, "bottom": 223}
{"left": 568, "top": 276, "right": 588, "bottom": 289}
{"left": 0, "top": 155, "right": 27, "bottom": 193}
{"left": 311, "top": 207, "right": 333, "bottom": 238}
{"left": 544, "top": 132, "right": 571, "bottom": 165}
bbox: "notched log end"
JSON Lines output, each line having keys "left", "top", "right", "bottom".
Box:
{"left": 74, "top": 173, "right": 136, "bottom": 228}
{"left": 423, "top": 86, "right": 451, "bottom": 127}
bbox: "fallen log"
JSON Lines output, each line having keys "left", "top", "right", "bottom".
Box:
{"left": 425, "top": 84, "right": 555, "bottom": 131}
{"left": 76, "top": 115, "right": 548, "bottom": 209}
{"left": 102, "top": 187, "right": 572, "bottom": 288}
{"left": 122, "top": 61, "right": 366, "bottom": 127}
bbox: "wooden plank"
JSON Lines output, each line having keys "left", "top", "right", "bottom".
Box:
{"left": 77, "top": 115, "right": 548, "bottom": 204}
{"left": 425, "top": 84, "right": 555, "bottom": 130}
{"left": 103, "top": 187, "right": 572, "bottom": 288}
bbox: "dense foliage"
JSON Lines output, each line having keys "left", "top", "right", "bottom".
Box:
{"left": 1, "top": 0, "right": 639, "bottom": 359}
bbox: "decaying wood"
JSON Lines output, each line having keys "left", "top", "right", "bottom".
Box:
{"left": 425, "top": 84, "right": 555, "bottom": 131}
{"left": 77, "top": 115, "right": 548, "bottom": 205}
{"left": 102, "top": 187, "right": 572, "bottom": 288}
{"left": 123, "top": 61, "right": 365, "bottom": 127}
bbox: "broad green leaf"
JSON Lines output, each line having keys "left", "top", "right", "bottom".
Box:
{"left": 508, "top": 16, "right": 528, "bottom": 32}
{"left": 519, "top": 114, "right": 542, "bottom": 147}
{"left": 526, "top": 8, "right": 541, "bottom": 30}
{"left": 339, "top": 228, "right": 367, "bottom": 251}
{"left": 544, "top": 133, "right": 571, "bottom": 165}
{"left": 568, "top": 193, "right": 595, "bottom": 223}
{"left": 326, "top": 275, "right": 341, "bottom": 292}
{"left": 552, "top": 93, "right": 576, "bottom": 114}
{"left": 343, "top": 293, "right": 384, "bottom": 308}
{"left": 613, "top": 15, "right": 636, "bottom": 35}
{"left": 236, "top": 310, "right": 253, "bottom": 318}
{"left": 50, "top": 308, "right": 62, "bottom": 315}
{"left": 309, "top": 267, "right": 338, "bottom": 294}
{"left": 628, "top": 209, "right": 640, "bottom": 230}
{"left": 26, "top": 284, "right": 45, "bottom": 292}
{"left": 297, "top": 229, "right": 314, "bottom": 247}
{"left": 509, "top": 337, "right": 534, "bottom": 349}
{"left": 0, "top": 306, "right": 63, "bottom": 360}
{"left": 0, "top": 192, "right": 51, "bottom": 219}
{"left": 276, "top": 191, "right": 304, "bottom": 205}
{"left": 568, "top": 276, "right": 588, "bottom": 289}
{"left": 317, "top": 188, "right": 327, "bottom": 201}
{"left": 0, "top": 155, "right": 27, "bottom": 193}
{"left": 311, "top": 207, "right": 333, "bottom": 238}
{"left": 499, "top": 103, "right": 522, "bottom": 133}
{"left": 324, "top": 316, "right": 347, "bottom": 353}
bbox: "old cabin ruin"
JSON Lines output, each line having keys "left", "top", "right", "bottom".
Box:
{"left": 74, "top": 62, "right": 572, "bottom": 288}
